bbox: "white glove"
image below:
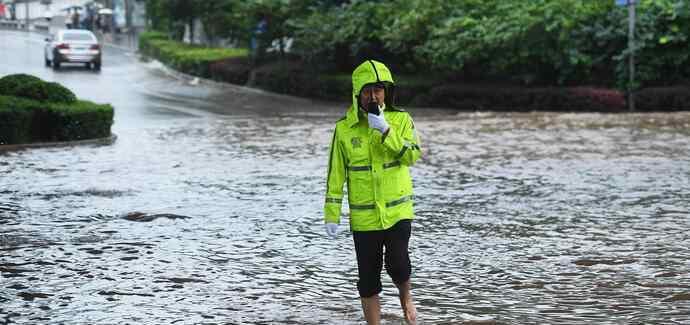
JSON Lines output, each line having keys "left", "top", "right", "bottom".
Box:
{"left": 368, "top": 110, "right": 389, "bottom": 134}
{"left": 325, "top": 223, "right": 338, "bottom": 238}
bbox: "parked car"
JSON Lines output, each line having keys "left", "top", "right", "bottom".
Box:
{"left": 45, "top": 29, "right": 101, "bottom": 71}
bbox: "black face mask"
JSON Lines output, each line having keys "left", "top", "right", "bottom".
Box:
{"left": 366, "top": 101, "right": 380, "bottom": 115}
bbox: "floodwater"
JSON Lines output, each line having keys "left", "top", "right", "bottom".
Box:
{"left": 2, "top": 30, "right": 690, "bottom": 324}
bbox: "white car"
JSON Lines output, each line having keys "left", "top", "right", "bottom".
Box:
{"left": 45, "top": 29, "right": 102, "bottom": 71}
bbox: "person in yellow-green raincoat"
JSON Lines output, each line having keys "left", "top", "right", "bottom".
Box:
{"left": 324, "top": 60, "right": 421, "bottom": 325}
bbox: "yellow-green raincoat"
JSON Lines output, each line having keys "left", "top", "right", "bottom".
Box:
{"left": 324, "top": 60, "right": 422, "bottom": 231}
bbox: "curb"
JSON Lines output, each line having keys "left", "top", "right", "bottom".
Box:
{"left": 0, "top": 134, "right": 118, "bottom": 153}
{"left": 103, "top": 41, "right": 135, "bottom": 52}
{"left": 143, "top": 56, "right": 327, "bottom": 104}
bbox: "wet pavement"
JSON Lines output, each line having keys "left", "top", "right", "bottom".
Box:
{"left": 2, "top": 30, "right": 690, "bottom": 324}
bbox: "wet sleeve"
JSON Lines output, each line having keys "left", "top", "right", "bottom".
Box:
{"left": 381, "top": 113, "right": 421, "bottom": 166}
{"left": 324, "top": 127, "right": 347, "bottom": 224}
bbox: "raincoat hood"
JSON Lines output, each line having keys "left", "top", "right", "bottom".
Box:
{"left": 346, "top": 60, "right": 396, "bottom": 126}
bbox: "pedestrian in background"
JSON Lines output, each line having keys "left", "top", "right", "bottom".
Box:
{"left": 324, "top": 60, "right": 422, "bottom": 325}
{"left": 72, "top": 9, "right": 80, "bottom": 29}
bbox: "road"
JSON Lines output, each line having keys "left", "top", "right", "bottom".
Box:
{"left": 2, "top": 29, "right": 690, "bottom": 325}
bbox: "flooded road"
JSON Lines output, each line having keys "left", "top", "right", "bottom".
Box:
{"left": 2, "top": 30, "right": 690, "bottom": 324}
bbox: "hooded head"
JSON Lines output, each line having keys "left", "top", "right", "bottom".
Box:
{"left": 350, "top": 60, "right": 396, "bottom": 115}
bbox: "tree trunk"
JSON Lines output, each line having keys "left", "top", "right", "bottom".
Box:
{"left": 189, "top": 18, "right": 194, "bottom": 44}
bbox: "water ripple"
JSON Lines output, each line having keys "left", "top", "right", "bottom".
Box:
{"left": 1, "top": 112, "right": 689, "bottom": 324}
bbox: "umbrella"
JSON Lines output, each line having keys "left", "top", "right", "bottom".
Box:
{"left": 98, "top": 8, "right": 113, "bottom": 15}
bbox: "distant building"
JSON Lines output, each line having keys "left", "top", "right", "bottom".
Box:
{"left": 7, "top": 0, "right": 91, "bottom": 21}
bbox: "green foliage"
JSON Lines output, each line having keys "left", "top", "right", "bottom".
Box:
{"left": 198, "top": 0, "right": 252, "bottom": 45}
{"left": 146, "top": 0, "right": 690, "bottom": 89}
{"left": 145, "top": 0, "right": 170, "bottom": 32}
{"left": 0, "top": 76, "right": 113, "bottom": 145}
{"left": 290, "top": 0, "right": 403, "bottom": 69}
{"left": 0, "top": 74, "right": 77, "bottom": 103}
{"left": 47, "top": 100, "right": 115, "bottom": 141}
{"left": 249, "top": 64, "right": 439, "bottom": 105}
{"left": 144, "top": 0, "right": 309, "bottom": 49}
{"left": 620, "top": 0, "right": 690, "bottom": 87}
{"left": 400, "top": 0, "right": 616, "bottom": 85}
{"left": 209, "top": 57, "right": 253, "bottom": 85}
{"left": 0, "top": 74, "right": 43, "bottom": 96}
{"left": 0, "top": 96, "right": 37, "bottom": 144}
{"left": 140, "top": 35, "right": 249, "bottom": 78}
{"left": 250, "top": 62, "right": 349, "bottom": 101}
{"left": 139, "top": 31, "right": 168, "bottom": 58}
{"left": 289, "top": 0, "right": 690, "bottom": 88}
{"left": 139, "top": 31, "right": 167, "bottom": 43}
{"left": 0, "top": 96, "right": 114, "bottom": 145}
{"left": 411, "top": 85, "right": 629, "bottom": 111}
{"left": 635, "top": 86, "right": 690, "bottom": 110}
{"left": 11, "top": 81, "right": 77, "bottom": 104}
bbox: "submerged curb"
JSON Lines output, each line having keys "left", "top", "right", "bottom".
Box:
{"left": 0, "top": 134, "right": 117, "bottom": 152}
{"left": 143, "top": 55, "right": 328, "bottom": 104}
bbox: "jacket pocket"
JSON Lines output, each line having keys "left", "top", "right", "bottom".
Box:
{"left": 348, "top": 170, "right": 374, "bottom": 207}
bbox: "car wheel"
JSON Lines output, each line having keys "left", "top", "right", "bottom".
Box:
{"left": 85, "top": 63, "right": 91, "bottom": 69}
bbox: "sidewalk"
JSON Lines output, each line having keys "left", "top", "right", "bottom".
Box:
{"left": 98, "top": 27, "right": 141, "bottom": 52}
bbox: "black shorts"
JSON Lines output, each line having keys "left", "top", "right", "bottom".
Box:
{"left": 352, "top": 219, "right": 412, "bottom": 298}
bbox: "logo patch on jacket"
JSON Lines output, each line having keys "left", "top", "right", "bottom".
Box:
{"left": 351, "top": 137, "right": 362, "bottom": 149}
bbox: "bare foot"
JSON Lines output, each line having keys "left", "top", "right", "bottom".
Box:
{"left": 400, "top": 295, "right": 417, "bottom": 325}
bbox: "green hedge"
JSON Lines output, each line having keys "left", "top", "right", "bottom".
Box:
{"left": 0, "top": 97, "right": 113, "bottom": 145}
{"left": 0, "top": 74, "right": 43, "bottom": 95}
{"left": 0, "top": 74, "right": 77, "bottom": 103}
{"left": 139, "top": 32, "right": 249, "bottom": 78}
{"left": 209, "top": 57, "right": 252, "bottom": 85}
{"left": 13, "top": 81, "right": 77, "bottom": 104}
{"left": 407, "top": 85, "right": 628, "bottom": 111}
{"left": 636, "top": 87, "right": 690, "bottom": 111}
{"left": 251, "top": 62, "right": 349, "bottom": 102}
{"left": 249, "top": 62, "right": 441, "bottom": 106}
{"left": 0, "top": 96, "right": 35, "bottom": 145}
{"left": 138, "top": 31, "right": 168, "bottom": 54}
{"left": 0, "top": 74, "right": 113, "bottom": 145}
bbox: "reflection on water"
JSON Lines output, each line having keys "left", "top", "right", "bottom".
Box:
{"left": 1, "top": 112, "right": 690, "bottom": 324}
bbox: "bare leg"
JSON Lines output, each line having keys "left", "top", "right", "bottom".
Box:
{"left": 361, "top": 295, "right": 381, "bottom": 325}
{"left": 397, "top": 281, "right": 417, "bottom": 325}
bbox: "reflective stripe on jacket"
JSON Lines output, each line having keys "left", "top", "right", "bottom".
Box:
{"left": 324, "top": 60, "right": 421, "bottom": 231}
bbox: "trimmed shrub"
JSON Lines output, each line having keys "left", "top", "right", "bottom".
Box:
{"left": 139, "top": 33, "right": 249, "bottom": 79}
{"left": 209, "top": 57, "right": 252, "bottom": 85}
{"left": 636, "top": 87, "right": 690, "bottom": 111}
{"left": 0, "top": 96, "right": 36, "bottom": 144}
{"left": 394, "top": 75, "right": 441, "bottom": 106}
{"left": 47, "top": 101, "right": 114, "bottom": 141}
{"left": 0, "top": 75, "right": 113, "bottom": 145}
{"left": 138, "top": 31, "right": 168, "bottom": 53}
{"left": 570, "top": 87, "right": 626, "bottom": 111}
{"left": 251, "top": 62, "right": 349, "bottom": 102}
{"left": 319, "top": 74, "right": 355, "bottom": 102}
{"left": 12, "top": 81, "right": 77, "bottom": 104}
{"left": 250, "top": 63, "right": 442, "bottom": 106}
{"left": 411, "top": 85, "right": 628, "bottom": 111}
{"left": 0, "top": 74, "right": 43, "bottom": 96}
{"left": 0, "top": 95, "right": 113, "bottom": 145}
{"left": 414, "top": 85, "right": 527, "bottom": 110}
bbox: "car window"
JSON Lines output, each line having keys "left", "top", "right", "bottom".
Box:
{"left": 63, "top": 33, "right": 96, "bottom": 42}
